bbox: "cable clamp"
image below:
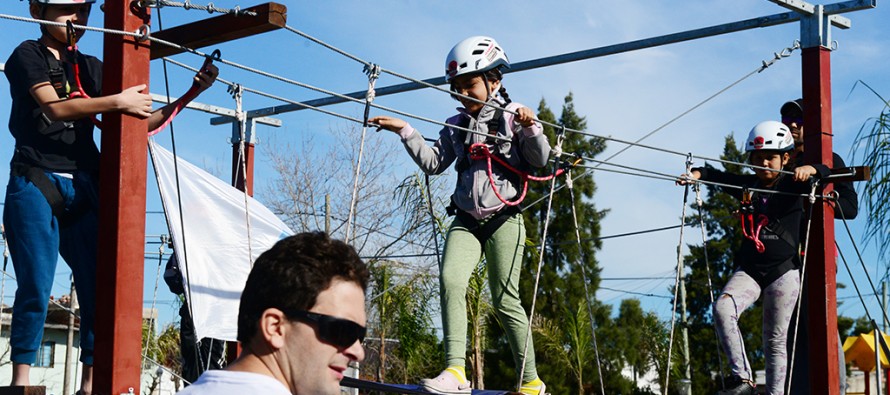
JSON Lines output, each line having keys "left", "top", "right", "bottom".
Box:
{"left": 135, "top": 24, "right": 151, "bottom": 42}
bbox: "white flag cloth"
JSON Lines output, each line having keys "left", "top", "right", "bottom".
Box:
{"left": 150, "top": 140, "right": 293, "bottom": 341}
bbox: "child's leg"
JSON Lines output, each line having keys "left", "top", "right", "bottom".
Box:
{"left": 58, "top": 171, "right": 99, "bottom": 367}
{"left": 3, "top": 174, "right": 62, "bottom": 382}
{"left": 440, "top": 218, "right": 484, "bottom": 368}
{"left": 483, "top": 213, "right": 536, "bottom": 383}
{"left": 713, "top": 270, "right": 762, "bottom": 382}
{"left": 762, "top": 269, "right": 800, "bottom": 395}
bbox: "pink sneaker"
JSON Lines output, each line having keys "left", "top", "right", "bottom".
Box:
{"left": 420, "top": 368, "right": 472, "bottom": 394}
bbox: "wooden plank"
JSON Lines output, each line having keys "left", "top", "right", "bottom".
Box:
{"left": 150, "top": 2, "right": 287, "bottom": 59}
{"left": 825, "top": 166, "right": 870, "bottom": 183}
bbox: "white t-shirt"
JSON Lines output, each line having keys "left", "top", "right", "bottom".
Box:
{"left": 176, "top": 370, "right": 291, "bottom": 395}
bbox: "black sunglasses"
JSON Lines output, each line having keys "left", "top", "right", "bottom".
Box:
{"left": 283, "top": 309, "right": 366, "bottom": 349}
{"left": 781, "top": 115, "right": 804, "bottom": 126}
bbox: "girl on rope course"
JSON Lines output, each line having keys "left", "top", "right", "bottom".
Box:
{"left": 4, "top": 1, "right": 217, "bottom": 393}
{"left": 678, "top": 121, "right": 830, "bottom": 395}
{"left": 370, "top": 36, "right": 549, "bottom": 395}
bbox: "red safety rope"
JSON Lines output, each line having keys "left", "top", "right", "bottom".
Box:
{"left": 467, "top": 142, "right": 573, "bottom": 206}
{"left": 65, "top": 21, "right": 101, "bottom": 129}
{"left": 149, "top": 49, "right": 220, "bottom": 136}
{"left": 738, "top": 188, "right": 769, "bottom": 253}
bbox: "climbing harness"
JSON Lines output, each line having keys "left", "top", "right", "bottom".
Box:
{"left": 149, "top": 49, "right": 221, "bottom": 136}
{"left": 467, "top": 142, "right": 574, "bottom": 207}
{"left": 738, "top": 188, "right": 769, "bottom": 253}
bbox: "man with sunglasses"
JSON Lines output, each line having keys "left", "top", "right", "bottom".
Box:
{"left": 176, "top": 232, "right": 370, "bottom": 395}
{"left": 782, "top": 98, "right": 858, "bottom": 395}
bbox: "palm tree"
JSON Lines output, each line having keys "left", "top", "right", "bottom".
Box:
{"left": 850, "top": 82, "right": 890, "bottom": 260}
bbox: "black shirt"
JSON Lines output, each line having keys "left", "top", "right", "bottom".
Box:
{"left": 5, "top": 39, "right": 102, "bottom": 172}
{"left": 696, "top": 164, "right": 830, "bottom": 282}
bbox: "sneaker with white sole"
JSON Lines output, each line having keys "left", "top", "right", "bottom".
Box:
{"left": 419, "top": 367, "right": 472, "bottom": 394}
{"left": 520, "top": 377, "right": 547, "bottom": 395}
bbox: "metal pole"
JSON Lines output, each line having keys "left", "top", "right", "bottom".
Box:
{"left": 678, "top": 269, "right": 692, "bottom": 395}
{"left": 325, "top": 194, "right": 331, "bottom": 236}
{"left": 212, "top": 1, "right": 874, "bottom": 124}
{"left": 878, "top": 329, "right": 883, "bottom": 395}
{"left": 884, "top": 281, "right": 888, "bottom": 333}
{"left": 63, "top": 277, "right": 78, "bottom": 395}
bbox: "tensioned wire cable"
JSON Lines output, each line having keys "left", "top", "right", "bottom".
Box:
{"left": 5, "top": 14, "right": 809, "bottom": 183}
{"left": 1, "top": 13, "right": 806, "bottom": 179}
{"left": 280, "top": 21, "right": 804, "bottom": 177}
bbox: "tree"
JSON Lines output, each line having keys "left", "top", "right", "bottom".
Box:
{"left": 682, "top": 134, "right": 764, "bottom": 394}
{"left": 849, "top": 83, "right": 890, "bottom": 260}
{"left": 262, "top": 127, "right": 445, "bottom": 384}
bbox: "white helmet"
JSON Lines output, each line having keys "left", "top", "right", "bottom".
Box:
{"left": 31, "top": 0, "right": 96, "bottom": 4}
{"left": 745, "top": 120, "right": 794, "bottom": 152}
{"left": 445, "top": 36, "right": 509, "bottom": 82}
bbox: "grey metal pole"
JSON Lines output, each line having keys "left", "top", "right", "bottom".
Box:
{"left": 877, "top": 328, "right": 883, "bottom": 395}
{"left": 211, "top": 1, "right": 875, "bottom": 124}
{"left": 881, "top": 280, "right": 890, "bottom": 332}
{"left": 325, "top": 194, "right": 331, "bottom": 236}
{"left": 679, "top": 272, "right": 693, "bottom": 395}
{"left": 63, "top": 277, "right": 78, "bottom": 395}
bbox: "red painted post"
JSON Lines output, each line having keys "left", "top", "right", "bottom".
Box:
{"left": 94, "top": 1, "right": 151, "bottom": 394}
{"left": 802, "top": 44, "right": 839, "bottom": 394}
{"left": 231, "top": 143, "right": 255, "bottom": 196}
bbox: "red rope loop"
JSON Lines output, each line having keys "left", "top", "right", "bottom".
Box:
{"left": 467, "top": 142, "right": 571, "bottom": 207}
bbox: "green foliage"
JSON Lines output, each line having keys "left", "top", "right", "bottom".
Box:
{"left": 521, "top": 93, "right": 607, "bottom": 321}
{"left": 849, "top": 81, "right": 890, "bottom": 261}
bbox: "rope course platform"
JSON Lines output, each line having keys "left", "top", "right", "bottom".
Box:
{"left": 340, "top": 377, "right": 523, "bottom": 395}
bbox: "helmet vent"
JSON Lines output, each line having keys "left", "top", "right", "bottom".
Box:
{"left": 472, "top": 50, "right": 484, "bottom": 55}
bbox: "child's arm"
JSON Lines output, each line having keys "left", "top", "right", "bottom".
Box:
{"left": 31, "top": 82, "right": 153, "bottom": 121}
{"left": 146, "top": 64, "right": 218, "bottom": 131}
{"left": 506, "top": 104, "right": 549, "bottom": 168}
{"left": 369, "top": 115, "right": 456, "bottom": 175}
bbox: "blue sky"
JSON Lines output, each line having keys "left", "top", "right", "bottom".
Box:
{"left": 1, "top": 1, "right": 889, "bottom": 333}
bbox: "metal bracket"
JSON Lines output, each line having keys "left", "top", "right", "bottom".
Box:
{"left": 231, "top": 117, "right": 258, "bottom": 145}
{"left": 769, "top": 0, "right": 877, "bottom": 48}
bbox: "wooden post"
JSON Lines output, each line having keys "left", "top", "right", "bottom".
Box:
{"left": 94, "top": 1, "right": 151, "bottom": 394}
{"left": 801, "top": 5, "right": 839, "bottom": 394}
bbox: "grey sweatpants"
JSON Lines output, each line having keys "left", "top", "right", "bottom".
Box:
{"left": 714, "top": 269, "right": 800, "bottom": 395}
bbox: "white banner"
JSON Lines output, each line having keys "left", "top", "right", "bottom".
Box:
{"left": 150, "top": 140, "right": 293, "bottom": 341}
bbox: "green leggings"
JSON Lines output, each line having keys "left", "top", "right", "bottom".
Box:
{"left": 440, "top": 212, "right": 537, "bottom": 382}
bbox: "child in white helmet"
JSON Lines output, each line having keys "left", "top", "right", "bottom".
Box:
{"left": 371, "top": 36, "right": 549, "bottom": 394}
{"left": 678, "top": 121, "right": 830, "bottom": 395}
{"left": 3, "top": 1, "right": 217, "bottom": 393}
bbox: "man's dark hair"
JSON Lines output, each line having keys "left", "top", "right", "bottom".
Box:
{"left": 236, "top": 232, "right": 369, "bottom": 343}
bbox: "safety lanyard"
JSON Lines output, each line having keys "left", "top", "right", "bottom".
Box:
{"left": 64, "top": 21, "right": 102, "bottom": 129}
{"left": 739, "top": 188, "right": 768, "bottom": 253}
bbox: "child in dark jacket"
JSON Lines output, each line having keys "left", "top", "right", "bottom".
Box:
{"left": 679, "top": 120, "right": 830, "bottom": 395}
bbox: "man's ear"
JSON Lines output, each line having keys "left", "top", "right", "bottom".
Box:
{"left": 30, "top": 3, "right": 43, "bottom": 19}
{"left": 258, "top": 308, "right": 289, "bottom": 349}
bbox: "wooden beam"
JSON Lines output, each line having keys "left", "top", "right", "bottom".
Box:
{"left": 150, "top": 2, "right": 286, "bottom": 60}
{"left": 94, "top": 1, "right": 151, "bottom": 394}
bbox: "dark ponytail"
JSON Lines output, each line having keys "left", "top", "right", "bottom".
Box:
{"left": 483, "top": 68, "right": 511, "bottom": 104}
